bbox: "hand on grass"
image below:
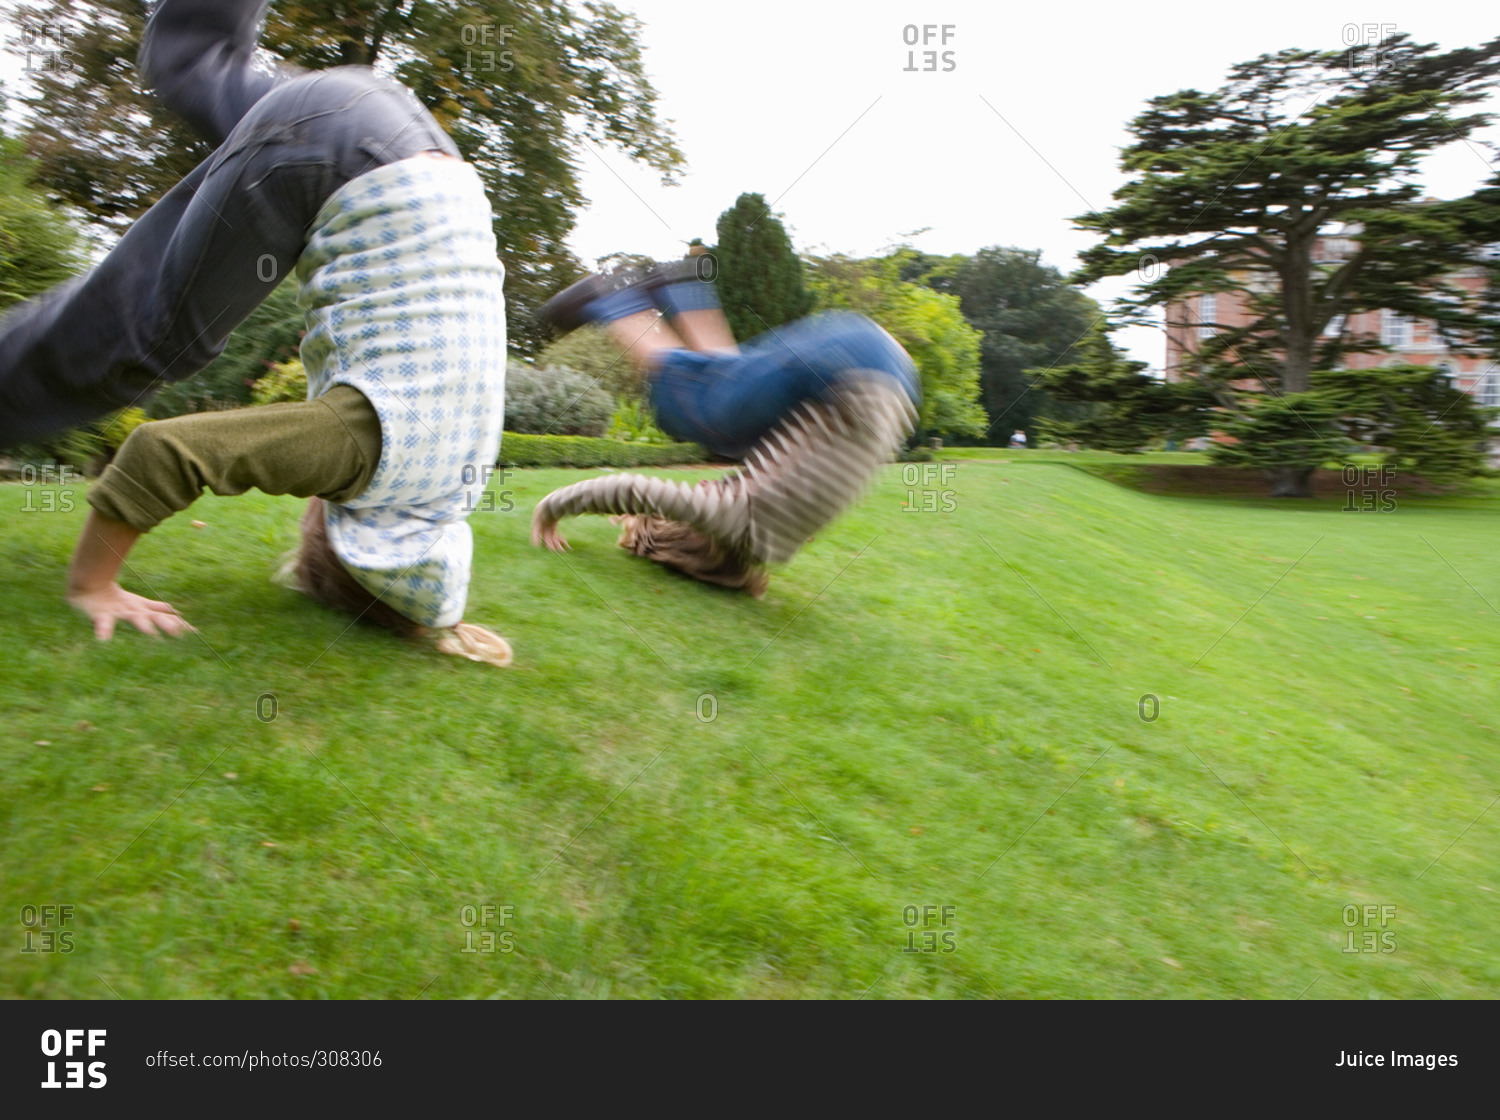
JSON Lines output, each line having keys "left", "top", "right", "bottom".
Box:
{"left": 532, "top": 519, "right": 570, "bottom": 552}
{"left": 68, "top": 583, "right": 195, "bottom": 640}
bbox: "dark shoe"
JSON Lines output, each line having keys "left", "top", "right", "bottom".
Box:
{"left": 535, "top": 266, "right": 647, "bottom": 334}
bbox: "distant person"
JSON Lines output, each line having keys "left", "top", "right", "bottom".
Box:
{"left": 1009, "top": 430, "right": 1028, "bottom": 448}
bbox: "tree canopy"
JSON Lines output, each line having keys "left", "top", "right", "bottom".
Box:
{"left": 809, "top": 252, "right": 985, "bottom": 442}
{"left": 710, "top": 192, "right": 813, "bottom": 342}
{"left": 15, "top": 0, "right": 686, "bottom": 356}
{"left": 905, "top": 247, "right": 1102, "bottom": 443}
{"left": 1073, "top": 32, "right": 1500, "bottom": 493}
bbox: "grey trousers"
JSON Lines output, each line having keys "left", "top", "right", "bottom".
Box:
{"left": 0, "top": 0, "right": 459, "bottom": 446}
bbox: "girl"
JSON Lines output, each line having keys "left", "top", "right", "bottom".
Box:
{"left": 0, "top": 1, "right": 511, "bottom": 664}
{"left": 529, "top": 259, "right": 923, "bottom": 593}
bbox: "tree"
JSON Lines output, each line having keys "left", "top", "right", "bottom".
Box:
{"left": 905, "top": 247, "right": 1101, "bottom": 443}
{"left": 16, "top": 0, "right": 685, "bottom": 357}
{"left": 1073, "top": 32, "right": 1500, "bottom": 495}
{"left": 0, "top": 128, "right": 88, "bottom": 310}
{"left": 1033, "top": 325, "right": 1212, "bottom": 452}
{"left": 809, "top": 252, "right": 985, "bottom": 442}
{"left": 1312, "top": 365, "right": 1497, "bottom": 484}
{"left": 711, "top": 192, "right": 813, "bottom": 342}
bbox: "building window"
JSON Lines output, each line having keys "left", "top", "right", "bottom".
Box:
{"left": 1480, "top": 370, "right": 1500, "bottom": 408}
{"left": 1198, "top": 293, "right": 1217, "bottom": 340}
{"left": 1381, "top": 309, "right": 1412, "bottom": 349}
{"left": 1321, "top": 314, "right": 1346, "bottom": 338}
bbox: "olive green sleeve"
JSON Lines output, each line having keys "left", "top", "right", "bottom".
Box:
{"left": 88, "top": 385, "right": 382, "bottom": 531}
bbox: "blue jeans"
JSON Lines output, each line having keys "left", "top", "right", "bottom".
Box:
{"left": 648, "top": 311, "right": 922, "bottom": 459}
{"left": 0, "top": 0, "right": 458, "bottom": 445}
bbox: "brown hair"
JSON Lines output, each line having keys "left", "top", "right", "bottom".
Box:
{"left": 611, "top": 513, "right": 769, "bottom": 597}
{"left": 281, "top": 498, "right": 512, "bottom": 666}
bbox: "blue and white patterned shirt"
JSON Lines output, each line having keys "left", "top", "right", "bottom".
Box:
{"left": 296, "top": 156, "right": 506, "bottom": 628}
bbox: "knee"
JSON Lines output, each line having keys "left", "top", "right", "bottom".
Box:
{"left": 812, "top": 312, "right": 922, "bottom": 404}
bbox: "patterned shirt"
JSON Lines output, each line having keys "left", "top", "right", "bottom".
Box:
{"left": 296, "top": 156, "right": 507, "bottom": 628}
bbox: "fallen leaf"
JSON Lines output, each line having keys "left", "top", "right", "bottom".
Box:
{"left": 34, "top": 740, "right": 51, "bottom": 746}
{"left": 75, "top": 721, "right": 94, "bottom": 731}
{"left": 910, "top": 827, "right": 923, "bottom": 836}
{"left": 288, "top": 919, "right": 302, "bottom": 932}
{"left": 289, "top": 960, "right": 316, "bottom": 976}
{"left": 223, "top": 773, "right": 237, "bottom": 780}
{"left": 191, "top": 520, "right": 207, "bottom": 529}
{"left": 1161, "top": 957, "right": 1183, "bottom": 969}
{"left": 261, "top": 841, "right": 277, "bottom": 848}
{"left": 91, "top": 783, "right": 109, "bottom": 792}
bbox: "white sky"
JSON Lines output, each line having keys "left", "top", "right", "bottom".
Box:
{"left": 4, "top": 1, "right": 1498, "bottom": 368}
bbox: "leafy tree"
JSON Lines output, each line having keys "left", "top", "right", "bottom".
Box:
{"left": 1073, "top": 32, "right": 1500, "bottom": 495}
{"left": 809, "top": 252, "right": 985, "bottom": 442}
{"left": 1313, "top": 364, "right": 1497, "bottom": 484}
{"left": 0, "top": 129, "right": 87, "bottom": 310}
{"left": 906, "top": 247, "right": 1101, "bottom": 443}
{"left": 1207, "top": 394, "right": 1353, "bottom": 480}
{"left": 16, "top": 0, "right": 685, "bottom": 357}
{"left": 1034, "top": 325, "right": 1212, "bottom": 452}
{"left": 711, "top": 192, "right": 813, "bottom": 342}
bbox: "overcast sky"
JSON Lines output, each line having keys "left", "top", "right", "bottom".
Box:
{"left": 4, "top": 1, "right": 1498, "bottom": 368}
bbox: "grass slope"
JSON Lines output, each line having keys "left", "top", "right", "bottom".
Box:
{"left": 2, "top": 459, "right": 1496, "bottom": 998}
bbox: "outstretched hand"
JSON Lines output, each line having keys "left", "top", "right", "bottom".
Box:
{"left": 68, "top": 583, "right": 195, "bottom": 641}
{"left": 531, "top": 518, "right": 570, "bottom": 552}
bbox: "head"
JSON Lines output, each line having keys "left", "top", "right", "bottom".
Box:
{"left": 281, "top": 498, "right": 512, "bottom": 666}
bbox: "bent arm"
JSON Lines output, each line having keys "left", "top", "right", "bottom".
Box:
{"left": 138, "top": 0, "right": 291, "bottom": 147}
{"left": 69, "top": 387, "right": 380, "bottom": 639}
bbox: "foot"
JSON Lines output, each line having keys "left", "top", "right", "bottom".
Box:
{"left": 535, "top": 266, "right": 650, "bottom": 334}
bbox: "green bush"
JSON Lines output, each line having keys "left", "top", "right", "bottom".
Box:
{"left": 497, "top": 433, "right": 708, "bottom": 468}
{"left": 252, "top": 357, "right": 308, "bottom": 405}
{"left": 8, "top": 407, "right": 151, "bottom": 475}
{"left": 148, "top": 278, "right": 304, "bottom": 418}
{"left": 606, "top": 398, "right": 672, "bottom": 444}
{"left": 504, "top": 361, "right": 614, "bottom": 436}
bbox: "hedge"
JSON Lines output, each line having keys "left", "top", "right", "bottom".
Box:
{"left": 497, "top": 433, "right": 709, "bottom": 468}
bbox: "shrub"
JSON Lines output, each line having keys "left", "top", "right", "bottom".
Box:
{"left": 497, "top": 433, "right": 708, "bottom": 468}
{"left": 7, "top": 407, "right": 151, "bottom": 476}
{"left": 606, "top": 398, "right": 671, "bottom": 444}
{"left": 503, "top": 361, "right": 614, "bottom": 436}
{"left": 252, "top": 357, "right": 308, "bottom": 405}
{"left": 535, "top": 326, "right": 639, "bottom": 400}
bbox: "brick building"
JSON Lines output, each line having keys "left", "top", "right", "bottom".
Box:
{"left": 1163, "top": 224, "right": 1500, "bottom": 409}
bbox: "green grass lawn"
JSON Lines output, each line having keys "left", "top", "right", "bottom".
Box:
{"left": 3, "top": 459, "right": 1497, "bottom": 998}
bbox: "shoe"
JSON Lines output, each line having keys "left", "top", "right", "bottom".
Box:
{"left": 535, "top": 266, "right": 647, "bottom": 334}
